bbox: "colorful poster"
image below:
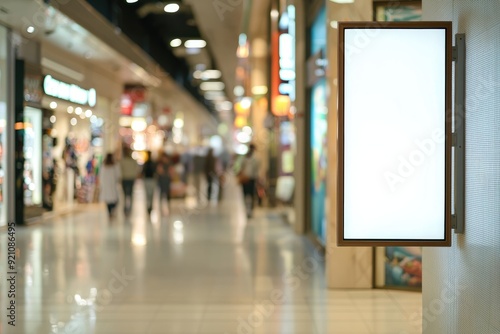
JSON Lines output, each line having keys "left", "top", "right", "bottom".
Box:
{"left": 385, "top": 247, "right": 422, "bottom": 288}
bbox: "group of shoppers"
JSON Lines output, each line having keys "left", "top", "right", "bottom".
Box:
{"left": 98, "top": 148, "right": 173, "bottom": 218}
{"left": 97, "top": 144, "right": 261, "bottom": 219}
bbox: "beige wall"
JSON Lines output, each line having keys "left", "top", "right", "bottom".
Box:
{"left": 325, "top": 0, "right": 373, "bottom": 289}
{"left": 422, "top": 0, "right": 500, "bottom": 333}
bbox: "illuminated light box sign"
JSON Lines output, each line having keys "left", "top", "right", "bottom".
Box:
{"left": 43, "top": 75, "right": 97, "bottom": 107}
{"left": 338, "top": 22, "right": 452, "bottom": 246}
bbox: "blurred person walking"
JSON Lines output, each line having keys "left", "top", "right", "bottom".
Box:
{"left": 192, "top": 147, "right": 205, "bottom": 201}
{"left": 99, "top": 153, "right": 121, "bottom": 218}
{"left": 204, "top": 148, "right": 218, "bottom": 202}
{"left": 120, "top": 147, "right": 139, "bottom": 215}
{"left": 217, "top": 148, "right": 231, "bottom": 201}
{"left": 156, "top": 152, "right": 172, "bottom": 213}
{"left": 238, "top": 144, "right": 260, "bottom": 218}
{"left": 141, "top": 151, "right": 156, "bottom": 215}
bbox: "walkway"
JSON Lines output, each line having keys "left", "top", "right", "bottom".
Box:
{"left": 0, "top": 178, "right": 421, "bottom": 333}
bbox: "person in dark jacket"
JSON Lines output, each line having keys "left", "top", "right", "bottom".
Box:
{"left": 141, "top": 151, "right": 156, "bottom": 215}
{"left": 204, "top": 148, "right": 217, "bottom": 201}
{"left": 156, "top": 152, "right": 172, "bottom": 213}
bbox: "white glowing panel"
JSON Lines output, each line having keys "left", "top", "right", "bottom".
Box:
{"left": 339, "top": 23, "right": 451, "bottom": 245}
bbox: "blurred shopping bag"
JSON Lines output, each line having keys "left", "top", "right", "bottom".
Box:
{"left": 275, "top": 176, "right": 295, "bottom": 202}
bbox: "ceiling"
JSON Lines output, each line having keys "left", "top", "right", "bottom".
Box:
{"left": 0, "top": 0, "right": 162, "bottom": 86}
{"left": 84, "top": 0, "right": 244, "bottom": 113}
{"left": 0, "top": 0, "right": 270, "bottom": 116}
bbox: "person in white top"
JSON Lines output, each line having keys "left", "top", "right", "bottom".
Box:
{"left": 240, "top": 144, "right": 260, "bottom": 218}
{"left": 99, "top": 153, "right": 121, "bottom": 218}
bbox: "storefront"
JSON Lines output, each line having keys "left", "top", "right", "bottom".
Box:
{"left": 41, "top": 72, "right": 103, "bottom": 207}
{"left": 275, "top": 3, "right": 297, "bottom": 206}
{"left": 307, "top": 3, "right": 328, "bottom": 245}
{"left": 261, "top": 0, "right": 298, "bottom": 209}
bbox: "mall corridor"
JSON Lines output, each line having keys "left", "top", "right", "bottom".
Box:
{"left": 1, "top": 179, "right": 420, "bottom": 334}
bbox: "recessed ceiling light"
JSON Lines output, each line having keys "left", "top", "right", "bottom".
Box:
{"left": 201, "top": 70, "right": 222, "bottom": 80}
{"left": 164, "top": 3, "right": 180, "bottom": 13}
{"left": 240, "top": 97, "right": 252, "bottom": 109}
{"left": 193, "top": 70, "right": 202, "bottom": 79}
{"left": 200, "top": 82, "right": 225, "bottom": 91}
{"left": 27, "top": 26, "right": 35, "bottom": 34}
{"left": 204, "top": 91, "right": 225, "bottom": 100}
{"left": 234, "top": 85, "right": 244, "bottom": 97}
{"left": 330, "top": 0, "right": 354, "bottom": 3}
{"left": 220, "top": 101, "right": 233, "bottom": 110}
{"left": 184, "top": 39, "right": 206, "bottom": 48}
{"left": 126, "top": 0, "right": 138, "bottom": 3}
{"left": 252, "top": 86, "right": 268, "bottom": 95}
{"left": 170, "top": 38, "right": 182, "bottom": 47}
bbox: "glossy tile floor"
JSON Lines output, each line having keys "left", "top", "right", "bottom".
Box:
{"left": 0, "top": 179, "right": 422, "bottom": 334}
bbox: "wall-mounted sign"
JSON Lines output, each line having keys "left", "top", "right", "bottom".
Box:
{"left": 277, "top": 5, "right": 296, "bottom": 101}
{"left": 24, "top": 74, "right": 43, "bottom": 104}
{"left": 338, "top": 22, "right": 452, "bottom": 246}
{"left": 43, "top": 75, "right": 96, "bottom": 107}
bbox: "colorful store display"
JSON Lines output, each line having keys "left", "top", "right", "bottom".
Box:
{"left": 385, "top": 247, "right": 422, "bottom": 288}
{"left": 309, "top": 6, "right": 327, "bottom": 245}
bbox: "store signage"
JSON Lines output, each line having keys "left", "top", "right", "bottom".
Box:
{"left": 24, "top": 75, "right": 43, "bottom": 104}
{"left": 338, "top": 22, "right": 452, "bottom": 246}
{"left": 271, "top": 5, "right": 296, "bottom": 116}
{"left": 278, "top": 5, "right": 296, "bottom": 101}
{"left": 121, "top": 85, "right": 146, "bottom": 116}
{"left": 43, "top": 75, "right": 96, "bottom": 107}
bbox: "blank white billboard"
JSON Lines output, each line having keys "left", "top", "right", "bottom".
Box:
{"left": 338, "top": 22, "right": 452, "bottom": 246}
